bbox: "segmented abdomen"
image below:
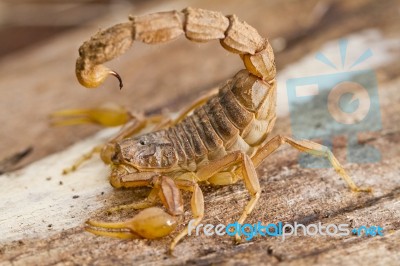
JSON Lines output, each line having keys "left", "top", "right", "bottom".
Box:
{"left": 167, "top": 70, "right": 276, "bottom": 168}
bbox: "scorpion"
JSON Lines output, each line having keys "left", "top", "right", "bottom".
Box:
{"left": 54, "top": 7, "right": 371, "bottom": 252}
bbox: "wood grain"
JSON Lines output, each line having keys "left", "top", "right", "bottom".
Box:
{"left": 0, "top": 0, "right": 399, "bottom": 265}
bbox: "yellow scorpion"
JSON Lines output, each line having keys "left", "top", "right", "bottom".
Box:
{"left": 54, "top": 7, "right": 371, "bottom": 252}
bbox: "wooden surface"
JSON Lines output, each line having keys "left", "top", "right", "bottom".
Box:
{"left": 1, "top": 0, "right": 400, "bottom": 265}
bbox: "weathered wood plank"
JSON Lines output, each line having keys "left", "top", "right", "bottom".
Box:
{"left": 1, "top": 0, "right": 399, "bottom": 265}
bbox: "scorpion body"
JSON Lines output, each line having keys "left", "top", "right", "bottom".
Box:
{"left": 171, "top": 70, "right": 276, "bottom": 169}
{"left": 56, "top": 7, "right": 370, "bottom": 253}
{"left": 113, "top": 70, "right": 276, "bottom": 185}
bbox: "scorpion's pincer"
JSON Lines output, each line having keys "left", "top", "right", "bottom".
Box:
{"left": 85, "top": 207, "right": 178, "bottom": 240}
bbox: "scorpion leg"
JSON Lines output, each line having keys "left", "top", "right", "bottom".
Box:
{"left": 61, "top": 145, "right": 103, "bottom": 175}
{"left": 169, "top": 180, "right": 204, "bottom": 253}
{"left": 61, "top": 115, "right": 147, "bottom": 174}
{"left": 58, "top": 87, "right": 217, "bottom": 174}
{"left": 106, "top": 187, "right": 160, "bottom": 213}
{"left": 196, "top": 151, "right": 261, "bottom": 243}
{"left": 86, "top": 176, "right": 183, "bottom": 240}
{"left": 207, "top": 171, "right": 239, "bottom": 186}
{"left": 60, "top": 110, "right": 176, "bottom": 174}
{"left": 98, "top": 87, "right": 218, "bottom": 166}
{"left": 251, "top": 135, "right": 372, "bottom": 192}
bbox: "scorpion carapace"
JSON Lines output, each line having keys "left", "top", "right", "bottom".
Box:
{"left": 58, "top": 7, "right": 371, "bottom": 253}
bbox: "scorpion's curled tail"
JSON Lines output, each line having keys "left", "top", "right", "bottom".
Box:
{"left": 76, "top": 7, "right": 276, "bottom": 89}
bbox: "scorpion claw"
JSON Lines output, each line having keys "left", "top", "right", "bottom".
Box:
{"left": 50, "top": 104, "right": 131, "bottom": 127}
{"left": 85, "top": 225, "right": 140, "bottom": 239}
{"left": 85, "top": 207, "right": 177, "bottom": 240}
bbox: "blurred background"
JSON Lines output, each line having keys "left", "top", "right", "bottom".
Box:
{"left": 1, "top": 1, "right": 400, "bottom": 265}
{"left": 0, "top": 0, "right": 399, "bottom": 173}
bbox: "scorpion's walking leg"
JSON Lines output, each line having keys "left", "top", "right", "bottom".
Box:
{"left": 105, "top": 86, "right": 219, "bottom": 132}
{"left": 196, "top": 151, "right": 261, "bottom": 243}
{"left": 169, "top": 180, "right": 204, "bottom": 252}
{"left": 86, "top": 176, "right": 184, "bottom": 239}
{"left": 251, "top": 135, "right": 372, "bottom": 192}
{"left": 52, "top": 105, "right": 143, "bottom": 173}
{"left": 98, "top": 88, "right": 218, "bottom": 166}
{"left": 61, "top": 116, "right": 147, "bottom": 174}
{"left": 58, "top": 88, "right": 218, "bottom": 174}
